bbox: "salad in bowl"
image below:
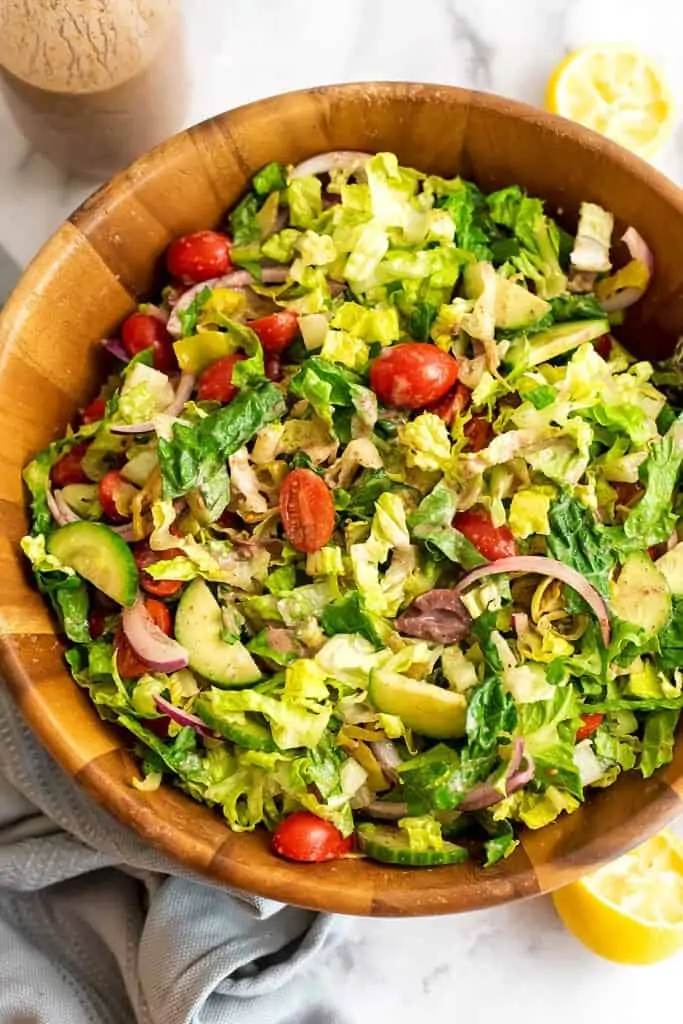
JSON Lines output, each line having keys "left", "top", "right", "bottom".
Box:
{"left": 21, "top": 151, "right": 683, "bottom": 869}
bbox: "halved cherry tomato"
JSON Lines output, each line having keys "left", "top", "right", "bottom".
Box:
{"left": 141, "top": 716, "right": 170, "bottom": 739}
{"left": 264, "top": 352, "right": 283, "bottom": 382}
{"left": 280, "top": 468, "right": 335, "bottom": 553}
{"left": 453, "top": 508, "right": 518, "bottom": 561}
{"left": 134, "top": 545, "right": 186, "bottom": 598}
{"left": 98, "top": 470, "right": 139, "bottom": 523}
{"left": 249, "top": 311, "right": 299, "bottom": 354}
{"left": 369, "top": 342, "right": 459, "bottom": 409}
{"left": 114, "top": 597, "right": 173, "bottom": 679}
{"left": 166, "top": 230, "right": 233, "bottom": 285}
{"left": 463, "top": 416, "right": 494, "bottom": 452}
{"left": 121, "top": 312, "right": 177, "bottom": 372}
{"left": 428, "top": 382, "right": 471, "bottom": 425}
{"left": 576, "top": 712, "right": 604, "bottom": 742}
{"left": 88, "top": 609, "right": 108, "bottom": 640}
{"left": 51, "top": 442, "right": 90, "bottom": 488}
{"left": 197, "top": 353, "right": 245, "bottom": 404}
{"left": 272, "top": 811, "right": 353, "bottom": 863}
{"left": 80, "top": 394, "right": 107, "bottom": 425}
{"left": 594, "top": 334, "right": 613, "bottom": 360}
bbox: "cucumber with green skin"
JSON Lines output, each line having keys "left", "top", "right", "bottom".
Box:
{"left": 368, "top": 670, "right": 467, "bottom": 739}
{"left": 47, "top": 521, "right": 138, "bottom": 606}
{"left": 357, "top": 823, "right": 469, "bottom": 866}
{"left": 611, "top": 551, "right": 671, "bottom": 634}
{"left": 194, "top": 697, "right": 275, "bottom": 751}
{"left": 175, "top": 579, "right": 262, "bottom": 687}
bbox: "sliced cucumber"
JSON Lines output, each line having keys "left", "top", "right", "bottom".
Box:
{"left": 47, "top": 521, "right": 138, "bottom": 606}
{"left": 357, "top": 823, "right": 469, "bottom": 867}
{"left": 59, "top": 483, "right": 102, "bottom": 520}
{"left": 611, "top": 551, "right": 672, "bottom": 634}
{"left": 368, "top": 670, "right": 467, "bottom": 739}
{"left": 175, "top": 579, "right": 261, "bottom": 687}
{"left": 194, "top": 696, "right": 275, "bottom": 751}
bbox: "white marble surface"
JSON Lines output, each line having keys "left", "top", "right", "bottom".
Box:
{"left": 2, "top": 0, "right": 683, "bottom": 1019}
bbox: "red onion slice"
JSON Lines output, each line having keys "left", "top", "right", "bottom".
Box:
{"left": 507, "top": 752, "right": 535, "bottom": 794}
{"left": 511, "top": 612, "right": 529, "bottom": 637}
{"left": 290, "top": 151, "right": 372, "bottom": 180}
{"left": 153, "top": 694, "right": 216, "bottom": 739}
{"left": 455, "top": 555, "right": 611, "bottom": 647}
{"left": 459, "top": 784, "right": 503, "bottom": 811}
{"left": 47, "top": 489, "right": 79, "bottom": 526}
{"left": 622, "top": 226, "right": 653, "bottom": 274}
{"left": 100, "top": 338, "right": 130, "bottom": 363}
{"left": 599, "top": 226, "right": 653, "bottom": 313}
{"left": 110, "top": 372, "right": 195, "bottom": 435}
{"left": 600, "top": 288, "right": 646, "bottom": 314}
{"left": 122, "top": 594, "right": 189, "bottom": 671}
{"left": 166, "top": 268, "right": 290, "bottom": 338}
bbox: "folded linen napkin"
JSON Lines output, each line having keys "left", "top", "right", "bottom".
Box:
{"left": 0, "top": 683, "right": 350, "bottom": 1024}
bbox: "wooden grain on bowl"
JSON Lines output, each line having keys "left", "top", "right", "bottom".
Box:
{"left": 1, "top": 82, "right": 682, "bottom": 916}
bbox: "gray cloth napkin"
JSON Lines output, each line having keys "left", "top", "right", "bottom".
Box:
{"left": 0, "top": 683, "right": 349, "bottom": 1024}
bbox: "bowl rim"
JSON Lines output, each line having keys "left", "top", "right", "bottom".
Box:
{"left": 2, "top": 80, "right": 683, "bottom": 917}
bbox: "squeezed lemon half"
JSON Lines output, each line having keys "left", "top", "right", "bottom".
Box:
{"left": 552, "top": 829, "right": 683, "bottom": 965}
{"left": 546, "top": 44, "right": 674, "bottom": 159}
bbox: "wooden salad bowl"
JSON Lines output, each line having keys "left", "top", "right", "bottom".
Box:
{"left": 1, "top": 83, "right": 682, "bottom": 916}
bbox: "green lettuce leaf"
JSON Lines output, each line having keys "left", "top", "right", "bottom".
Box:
{"left": 409, "top": 483, "right": 487, "bottom": 570}
{"left": 622, "top": 414, "right": 683, "bottom": 547}
{"left": 158, "top": 380, "right": 285, "bottom": 502}
{"left": 487, "top": 186, "right": 566, "bottom": 298}
{"left": 547, "top": 492, "right": 615, "bottom": 601}
{"left": 252, "top": 162, "right": 287, "bottom": 196}
{"left": 289, "top": 356, "right": 377, "bottom": 435}
{"left": 196, "top": 686, "right": 331, "bottom": 751}
{"left": 641, "top": 709, "right": 680, "bottom": 778}
{"left": 320, "top": 590, "right": 383, "bottom": 648}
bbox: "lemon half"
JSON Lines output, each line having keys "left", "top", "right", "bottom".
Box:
{"left": 553, "top": 829, "right": 683, "bottom": 965}
{"left": 546, "top": 44, "right": 674, "bottom": 159}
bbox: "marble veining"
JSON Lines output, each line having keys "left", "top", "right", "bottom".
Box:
{"left": 1, "top": 1, "right": 682, "bottom": 1019}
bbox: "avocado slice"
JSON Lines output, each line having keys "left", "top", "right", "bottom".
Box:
{"left": 611, "top": 552, "right": 672, "bottom": 634}
{"left": 175, "top": 578, "right": 261, "bottom": 687}
{"left": 463, "top": 262, "right": 551, "bottom": 329}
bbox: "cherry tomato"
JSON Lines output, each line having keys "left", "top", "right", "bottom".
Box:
{"left": 80, "top": 395, "right": 107, "bottom": 425}
{"left": 463, "top": 416, "right": 494, "bottom": 452}
{"left": 428, "top": 382, "right": 471, "bottom": 425}
{"left": 369, "top": 342, "right": 459, "bottom": 409}
{"left": 197, "top": 353, "right": 245, "bottom": 404}
{"left": 114, "top": 597, "right": 173, "bottom": 679}
{"left": 453, "top": 508, "right": 518, "bottom": 561}
{"left": 98, "top": 470, "right": 139, "bottom": 523}
{"left": 121, "top": 313, "right": 177, "bottom": 372}
{"left": 272, "top": 811, "right": 353, "bottom": 863}
{"left": 141, "top": 716, "right": 170, "bottom": 739}
{"left": 249, "top": 311, "right": 299, "bottom": 354}
{"left": 594, "top": 334, "right": 613, "bottom": 360}
{"left": 143, "top": 597, "right": 173, "bottom": 636}
{"left": 88, "top": 609, "right": 108, "bottom": 640}
{"left": 576, "top": 712, "right": 604, "bottom": 742}
{"left": 51, "top": 442, "right": 90, "bottom": 488}
{"left": 280, "top": 468, "right": 335, "bottom": 553}
{"left": 166, "top": 230, "right": 233, "bottom": 285}
{"left": 264, "top": 352, "right": 283, "bottom": 382}
{"left": 134, "top": 545, "right": 186, "bottom": 598}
